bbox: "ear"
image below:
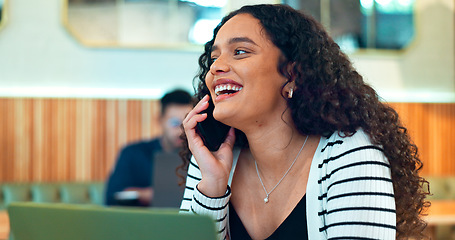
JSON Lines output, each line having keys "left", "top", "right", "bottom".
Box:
{"left": 286, "top": 62, "right": 297, "bottom": 80}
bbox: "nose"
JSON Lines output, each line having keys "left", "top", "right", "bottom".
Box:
{"left": 209, "top": 56, "right": 230, "bottom": 75}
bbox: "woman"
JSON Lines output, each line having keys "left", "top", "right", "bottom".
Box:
{"left": 180, "top": 4, "right": 428, "bottom": 240}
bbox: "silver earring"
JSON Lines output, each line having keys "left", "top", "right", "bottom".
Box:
{"left": 288, "top": 88, "right": 293, "bottom": 98}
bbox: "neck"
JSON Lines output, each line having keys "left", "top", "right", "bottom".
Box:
{"left": 242, "top": 120, "right": 307, "bottom": 177}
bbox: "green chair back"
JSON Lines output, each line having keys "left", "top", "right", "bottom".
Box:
{"left": 0, "top": 183, "right": 4, "bottom": 210}
{"left": 31, "top": 184, "right": 60, "bottom": 203}
{"left": 426, "top": 177, "right": 450, "bottom": 200}
{"left": 2, "top": 184, "right": 31, "bottom": 206}
{"left": 88, "top": 182, "right": 104, "bottom": 205}
{"left": 444, "top": 176, "right": 455, "bottom": 199}
{"left": 60, "top": 183, "right": 90, "bottom": 204}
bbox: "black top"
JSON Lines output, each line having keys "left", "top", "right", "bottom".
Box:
{"left": 104, "top": 138, "right": 162, "bottom": 207}
{"left": 229, "top": 195, "right": 309, "bottom": 239}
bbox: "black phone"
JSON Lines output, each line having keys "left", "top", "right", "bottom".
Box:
{"left": 196, "top": 97, "right": 230, "bottom": 151}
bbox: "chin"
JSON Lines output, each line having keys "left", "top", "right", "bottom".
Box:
{"left": 213, "top": 108, "right": 230, "bottom": 124}
{"left": 214, "top": 99, "right": 248, "bottom": 128}
{"left": 214, "top": 114, "right": 237, "bottom": 129}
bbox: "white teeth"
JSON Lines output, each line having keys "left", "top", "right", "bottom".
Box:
{"left": 214, "top": 84, "right": 243, "bottom": 96}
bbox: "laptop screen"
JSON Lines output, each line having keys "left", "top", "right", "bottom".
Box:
{"left": 151, "top": 151, "right": 186, "bottom": 208}
{"left": 8, "top": 202, "right": 216, "bottom": 240}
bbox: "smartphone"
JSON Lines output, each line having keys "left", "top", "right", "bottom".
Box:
{"left": 196, "top": 97, "right": 230, "bottom": 151}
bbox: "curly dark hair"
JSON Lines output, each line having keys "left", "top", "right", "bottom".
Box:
{"left": 179, "top": 4, "right": 429, "bottom": 239}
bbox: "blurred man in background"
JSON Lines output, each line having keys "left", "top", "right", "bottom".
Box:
{"left": 105, "top": 89, "right": 192, "bottom": 207}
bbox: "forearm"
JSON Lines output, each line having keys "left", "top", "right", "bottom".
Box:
{"left": 180, "top": 156, "right": 230, "bottom": 240}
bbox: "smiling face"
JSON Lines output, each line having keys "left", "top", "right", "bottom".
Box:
{"left": 206, "top": 13, "right": 288, "bottom": 131}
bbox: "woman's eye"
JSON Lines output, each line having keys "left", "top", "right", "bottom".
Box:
{"left": 209, "top": 57, "right": 217, "bottom": 64}
{"left": 234, "top": 49, "right": 247, "bottom": 55}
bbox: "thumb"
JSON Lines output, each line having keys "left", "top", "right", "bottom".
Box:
{"left": 222, "top": 127, "right": 236, "bottom": 149}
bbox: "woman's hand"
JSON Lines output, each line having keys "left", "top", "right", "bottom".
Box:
{"left": 182, "top": 94, "right": 236, "bottom": 197}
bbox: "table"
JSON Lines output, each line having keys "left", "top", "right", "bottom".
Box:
{"left": 423, "top": 200, "right": 455, "bottom": 239}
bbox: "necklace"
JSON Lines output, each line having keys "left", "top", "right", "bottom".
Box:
{"left": 254, "top": 135, "right": 309, "bottom": 204}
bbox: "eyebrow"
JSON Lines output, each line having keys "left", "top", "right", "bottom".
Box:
{"left": 211, "top": 37, "right": 258, "bottom": 52}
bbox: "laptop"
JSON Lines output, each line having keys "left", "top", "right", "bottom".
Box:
{"left": 8, "top": 202, "right": 216, "bottom": 240}
{"left": 113, "top": 151, "right": 186, "bottom": 208}
{"left": 151, "top": 151, "right": 186, "bottom": 208}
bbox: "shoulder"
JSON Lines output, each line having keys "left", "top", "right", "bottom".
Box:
{"left": 321, "top": 128, "right": 372, "bottom": 148}
{"left": 320, "top": 129, "right": 379, "bottom": 153}
{"left": 121, "top": 138, "right": 162, "bottom": 154}
{"left": 126, "top": 138, "right": 161, "bottom": 150}
{"left": 317, "top": 129, "right": 388, "bottom": 168}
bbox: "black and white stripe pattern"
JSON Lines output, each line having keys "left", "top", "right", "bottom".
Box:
{"left": 180, "top": 129, "right": 396, "bottom": 239}
{"left": 314, "top": 130, "right": 396, "bottom": 239}
{"left": 179, "top": 157, "right": 230, "bottom": 240}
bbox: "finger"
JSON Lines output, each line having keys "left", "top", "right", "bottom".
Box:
{"left": 183, "top": 95, "right": 209, "bottom": 123}
{"left": 183, "top": 112, "right": 207, "bottom": 131}
{"left": 193, "top": 94, "right": 210, "bottom": 113}
{"left": 182, "top": 95, "right": 208, "bottom": 126}
{"left": 184, "top": 114, "right": 207, "bottom": 141}
{"left": 183, "top": 113, "right": 207, "bottom": 149}
{"left": 182, "top": 95, "right": 209, "bottom": 145}
{"left": 222, "top": 127, "right": 236, "bottom": 150}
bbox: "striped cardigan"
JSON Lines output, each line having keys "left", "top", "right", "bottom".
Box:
{"left": 180, "top": 129, "right": 396, "bottom": 239}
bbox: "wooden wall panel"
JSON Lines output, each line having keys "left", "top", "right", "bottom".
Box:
{"left": 0, "top": 98, "right": 160, "bottom": 182}
{"left": 0, "top": 99, "right": 453, "bottom": 183}
{"left": 388, "top": 103, "right": 455, "bottom": 176}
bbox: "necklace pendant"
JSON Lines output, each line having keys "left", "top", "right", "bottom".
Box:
{"left": 264, "top": 197, "right": 269, "bottom": 203}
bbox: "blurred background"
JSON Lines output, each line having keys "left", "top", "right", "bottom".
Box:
{"left": 0, "top": 0, "right": 453, "bottom": 239}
